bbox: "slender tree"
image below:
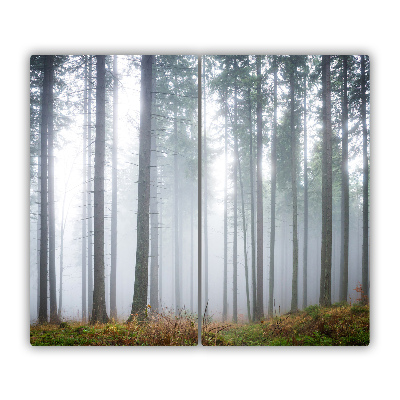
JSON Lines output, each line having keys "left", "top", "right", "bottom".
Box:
{"left": 150, "top": 56, "right": 159, "bottom": 312}
{"left": 290, "top": 56, "right": 299, "bottom": 313}
{"left": 81, "top": 55, "right": 88, "bottom": 322}
{"left": 361, "top": 55, "right": 369, "bottom": 302}
{"left": 269, "top": 56, "right": 277, "bottom": 317}
{"left": 91, "top": 55, "right": 109, "bottom": 324}
{"left": 222, "top": 91, "right": 228, "bottom": 322}
{"left": 129, "top": 55, "right": 153, "bottom": 320}
{"left": 303, "top": 58, "right": 309, "bottom": 309}
{"left": 38, "top": 55, "right": 50, "bottom": 324}
{"left": 87, "top": 56, "right": 93, "bottom": 318}
{"left": 256, "top": 55, "right": 263, "bottom": 320}
{"left": 110, "top": 55, "right": 118, "bottom": 320}
{"left": 320, "top": 55, "right": 333, "bottom": 307}
{"left": 339, "top": 55, "right": 349, "bottom": 303}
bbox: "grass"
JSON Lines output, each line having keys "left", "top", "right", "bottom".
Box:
{"left": 31, "top": 303, "right": 369, "bottom": 346}
{"left": 30, "top": 309, "right": 198, "bottom": 346}
{"left": 202, "top": 302, "right": 369, "bottom": 346}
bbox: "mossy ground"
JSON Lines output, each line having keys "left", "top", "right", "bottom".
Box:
{"left": 31, "top": 303, "right": 369, "bottom": 346}
{"left": 30, "top": 311, "right": 198, "bottom": 346}
{"left": 202, "top": 303, "right": 369, "bottom": 346}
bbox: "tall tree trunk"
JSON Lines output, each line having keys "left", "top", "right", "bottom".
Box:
{"left": 238, "top": 156, "right": 251, "bottom": 322}
{"left": 223, "top": 93, "right": 228, "bottom": 322}
{"left": 361, "top": 55, "right": 369, "bottom": 302}
{"left": 320, "top": 55, "right": 332, "bottom": 307}
{"left": 129, "top": 55, "right": 153, "bottom": 320}
{"left": 249, "top": 87, "right": 256, "bottom": 322}
{"left": 87, "top": 56, "right": 93, "bottom": 319}
{"left": 339, "top": 55, "right": 349, "bottom": 303}
{"left": 81, "top": 55, "right": 88, "bottom": 322}
{"left": 232, "top": 58, "right": 238, "bottom": 323}
{"left": 47, "top": 55, "right": 59, "bottom": 324}
{"left": 203, "top": 59, "right": 209, "bottom": 314}
{"left": 150, "top": 56, "right": 159, "bottom": 313}
{"left": 190, "top": 181, "right": 194, "bottom": 313}
{"left": 159, "top": 181, "right": 163, "bottom": 307}
{"left": 269, "top": 56, "right": 277, "bottom": 318}
{"left": 38, "top": 55, "right": 50, "bottom": 324}
{"left": 256, "top": 55, "right": 263, "bottom": 320}
{"left": 174, "top": 86, "right": 180, "bottom": 314}
{"left": 91, "top": 55, "right": 109, "bottom": 324}
{"left": 290, "top": 57, "right": 299, "bottom": 313}
{"left": 110, "top": 55, "right": 118, "bottom": 320}
{"left": 303, "top": 59, "right": 309, "bottom": 309}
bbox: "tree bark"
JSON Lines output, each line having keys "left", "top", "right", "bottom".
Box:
{"left": 256, "top": 55, "right": 263, "bottom": 320}
{"left": 129, "top": 55, "right": 153, "bottom": 320}
{"left": 320, "top": 55, "right": 332, "bottom": 307}
{"left": 361, "top": 55, "right": 369, "bottom": 302}
{"left": 110, "top": 55, "right": 118, "bottom": 320}
{"left": 38, "top": 55, "right": 50, "bottom": 324}
{"left": 81, "top": 55, "right": 88, "bottom": 322}
{"left": 290, "top": 57, "right": 299, "bottom": 313}
{"left": 150, "top": 56, "right": 159, "bottom": 313}
{"left": 87, "top": 56, "right": 93, "bottom": 319}
{"left": 269, "top": 56, "right": 277, "bottom": 318}
{"left": 91, "top": 55, "right": 109, "bottom": 324}
{"left": 303, "top": 59, "right": 309, "bottom": 309}
{"left": 223, "top": 92, "right": 228, "bottom": 322}
{"left": 339, "top": 55, "right": 349, "bottom": 303}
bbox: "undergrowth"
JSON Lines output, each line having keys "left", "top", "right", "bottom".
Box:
{"left": 31, "top": 309, "right": 198, "bottom": 346}
{"left": 202, "top": 303, "right": 369, "bottom": 346}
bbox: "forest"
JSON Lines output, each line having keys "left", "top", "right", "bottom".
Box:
{"left": 30, "top": 54, "right": 369, "bottom": 346}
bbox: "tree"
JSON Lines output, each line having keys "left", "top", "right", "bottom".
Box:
{"left": 302, "top": 57, "right": 309, "bottom": 309}
{"left": 320, "top": 55, "right": 333, "bottom": 307}
{"left": 361, "top": 55, "right": 369, "bottom": 302}
{"left": 339, "top": 55, "right": 349, "bottom": 303}
{"left": 256, "top": 55, "right": 263, "bottom": 320}
{"left": 128, "top": 55, "right": 153, "bottom": 320}
{"left": 149, "top": 56, "right": 159, "bottom": 313}
{"left": 110, "top": 55, "right": 118, "bottom": 320}
{"left": 38, "top": 55, "right": 51, "bottom": 324}
{"left": 81, "top": 55, "right": 88, "bottom": 322}
{"left": 91, "top": 55, "right": 109, "bottom": 324}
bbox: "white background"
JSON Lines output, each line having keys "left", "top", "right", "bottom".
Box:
{"left": 0, "top": 1, "right": 397, "bottom": 399}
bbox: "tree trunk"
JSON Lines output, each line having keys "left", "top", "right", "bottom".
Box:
{"left": 38, "top": 55, "right": 50, "bottom": 324}
{"left": 256, "top": 55, "right": 263, "bottom": 320}
{"left": 174, "top": 86, "right": 180, "bottom": 315}
{"left": 129, "top": 55, "right": 153, "bottom": 320}
{"left": 320, "top": 55, "right": 332, "bottom": 307}
{"left": 249, "top": 86, "right": 256, "bottom": 322}
{"left": 203, "top": 59, "right": 209, "bottom": 314}
{"left": 238, "top": 156, "right": 251, "bottom": 322}
{"left": 232, "top": 58, "right": 238, "bottom": 323}
{"left": 361, "top": 55, "right": 369, "bottom": 302}
{"left": 81, "top": 55, "right": 88, "bottom": 322}
{"left": 339, "top": 55, "right": 349, "bottom": 303}
{"left": 149, "top": 56, "right": 159, "bottom": 313}
{"left": 269, "top": 56, "right": 277, "bottom": 318}
{"left": 303, "top": 59, "right": 309, "bottom": 309}
{"left": 47, "top": 55, "right": 59, "bottom": 324}
{"left": 223, "top": 93, "right": 228, "bottom": 322}
{"left": 87, "top": 56, "right": 93, "bottom": 319}
{"left": 290, "top": 57, "right": 299, "bottom": 313}
{"left": 91, "top": 55, "right": 109, "bottom": 324}
{"left": 110, "top": 55, "right": 118, "bottom": 320}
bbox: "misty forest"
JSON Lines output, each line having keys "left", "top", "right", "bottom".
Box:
{"left": 30, "top": 55, "right": 369, "bottom": 346}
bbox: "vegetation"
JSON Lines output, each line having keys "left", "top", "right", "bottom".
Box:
{"left": 31, "top": 308, "right": 198, "bottom": 346}
{"left": 202, "top": 302, "right": 369, "bottom": 346}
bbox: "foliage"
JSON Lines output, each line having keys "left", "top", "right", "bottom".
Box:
{"left": 204, "top": 303, "right": 369, "bottom": 346}
{"left": 31, "top": 308, "right": 198, "bottom": 346}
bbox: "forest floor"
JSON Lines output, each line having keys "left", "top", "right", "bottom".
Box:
{"left": 30, "top": 303, "right": 369, "bottom": 346}
{"left": 202, "top": 302, "right": 369, "bottom": 346}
